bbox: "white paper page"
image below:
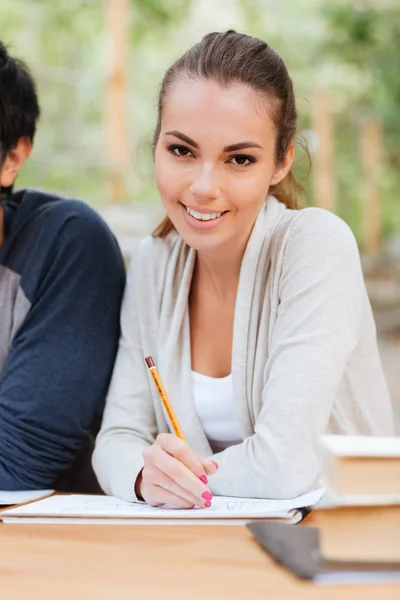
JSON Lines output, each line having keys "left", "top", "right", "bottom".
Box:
{"left": 321, "top": 435, "right": 400, "bottom": 457}
{"left": 2, "top": 516, "right": 290, "bottom": 526}
{"left": 316, "top": 571, "right": 400, "bottom": 586}
{"left": 1, "top": 488, "right": 325, "bottom": 520}
{"left": 0, "top": 489, "right": 54, "bottom": 506}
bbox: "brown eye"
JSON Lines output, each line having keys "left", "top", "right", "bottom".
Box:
{"left": 230, "top": 154, "right": 255, "bottom": 166}
{"left": 168, "top": 144, "right": 193, "bottom": 157}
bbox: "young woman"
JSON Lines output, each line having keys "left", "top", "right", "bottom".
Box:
{"left": 93, "top": 31, "right": 394, "bottom": 508}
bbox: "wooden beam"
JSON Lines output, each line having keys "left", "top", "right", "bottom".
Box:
{"left": 105, "top": 0, "right": 131, "bottom": 203}
{"left": 360, "top": 117, "right": 382, "bottom": 256}
{"left": 312, "top": 91, "right": 336, "bottom": 212}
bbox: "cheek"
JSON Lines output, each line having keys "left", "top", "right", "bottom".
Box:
{"left": 229, "top": 170, "right": 271, "bottom": 210}
{"left": 155, "top": 158, "right": 177, "bottom": 204}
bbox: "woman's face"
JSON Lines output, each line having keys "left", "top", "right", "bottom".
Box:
{"left": 155, "top": 77, "right": 293, "bottom": 254}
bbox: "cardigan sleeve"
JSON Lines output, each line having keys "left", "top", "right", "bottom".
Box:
{"left": 208, "top": 209, "right": 365, "bottom": 499}
{"left": 92, "top": 250, "right": 158, "bottom": 502}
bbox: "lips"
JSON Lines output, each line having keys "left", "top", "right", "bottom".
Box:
{"left": 182, "top": 203, "right": 228, "bottom": 222}
{"left": 179, "top": 202, "right": 228, "bottom": 231}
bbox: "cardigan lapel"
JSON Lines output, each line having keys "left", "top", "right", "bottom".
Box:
{"left": 231, "top": 196, "right": 287, "bottom": 438}
{"left": 159, "top": 241, "right": 213, "bottom": 456}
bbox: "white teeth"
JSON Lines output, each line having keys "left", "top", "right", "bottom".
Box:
{"left": 186, "top": 206, "right": 223, "bottom": 221}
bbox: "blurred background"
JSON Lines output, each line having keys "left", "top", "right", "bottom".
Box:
{"left": 1, "top": 0, "right": 399, "bottom": 428}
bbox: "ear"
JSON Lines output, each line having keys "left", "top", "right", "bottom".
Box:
{"left": 270, "top": 143, "right": 295, "bottom": 186}
{"left": 0, "top": 137, "right": 32, "bottom": 187}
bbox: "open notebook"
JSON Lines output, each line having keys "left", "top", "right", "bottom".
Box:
{"left": 1, "top": 488, "right": 325, "bottom": 526}
{"left": 0, "top": 489, "right": 54, "bottom": 506}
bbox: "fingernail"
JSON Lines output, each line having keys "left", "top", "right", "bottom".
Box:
{"left": 211, "top": 461, "right": 219, "bottom": 470}
{"left": 199, "top": 475, "right": 208, "bottom": 485}
{"left": 202, "top": 490, "right": 213, "bottom": 501}
{"left": 204, "top": 501, "right": 212, "bottom": 508}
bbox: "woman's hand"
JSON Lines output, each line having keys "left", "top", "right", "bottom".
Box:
{"left": 136, "top": 433, "right": 218, "bottom": 509}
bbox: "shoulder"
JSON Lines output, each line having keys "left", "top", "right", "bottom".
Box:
{"left": 127, "top": 231, "right": 186, "bottom": 284}
{"left": 131, "top": 232, "right": 177, "bottom": 261}
{"left": 16, "top": 189, "right": 117, "bottom": 245}
{"left": 267, "top": 204, "right": 359, "bottom": 276}
{"left": 19, "top": 191, "right": 125, "bottom": 293}
{"left": 291, "top": 207, "right": 355, "bottom": 237}
{"left": 122, "top": 231, "right": 192, "bottom": 315}
{"left": 46, "top": 196, "right": 119, "bottom": 249}
{"left": 6, "top": 190, "right": 124, "bottom": 284}
{"left": 284, "top": 207, "right": 358, "bottom": 258}
{"left": 32, "top": 192, "right": 124, "bottom": 267}
{"left": 131, "top": 231, "right": 182, "bottom": 262}
{"left": 274, "top": 208, "right": 364, "bottom": 293}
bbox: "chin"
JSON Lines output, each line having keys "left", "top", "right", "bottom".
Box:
{"left": 175, "top": 227, "right": 225, "bottom": 253}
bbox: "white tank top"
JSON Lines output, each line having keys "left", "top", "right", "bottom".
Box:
{"left": 191, "top": 370, "right": 242, "bottom": 453}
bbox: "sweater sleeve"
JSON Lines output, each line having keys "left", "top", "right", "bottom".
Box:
{"left": 0, "top": 208, "right": 125, "bottom": 490}
{"left": 208, "top": 209, "right": 365, "bottom": 499}
{"left": 92, "top": 250, "right": 159, "bottom": 502}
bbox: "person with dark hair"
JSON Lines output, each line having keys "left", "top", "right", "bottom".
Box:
{"left": 93, "top": 31, "right": 393, "bottom": 506}
{"left": 0, "top": 42, "right": 125, "bottom": 491}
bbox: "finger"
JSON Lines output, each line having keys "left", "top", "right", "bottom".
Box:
{"left": 145, "top": 484, "right": 196, "bottom": 509}
{"left": 149, "top": 466, "right": 208, "bottom": 508}
{"left": 203, "top": 460, "right": 219, "bottom": 476}
{"left": 150, "top": 445, "right": 212, "bottom": 503}
{"left": 143, "top": 449, "right": 212, "bottom": 507}
{"left": 156, "top": 433, "right": 209, "bottom": 480}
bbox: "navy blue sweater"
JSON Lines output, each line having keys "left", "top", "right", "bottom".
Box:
{"left": 0, "top": 189, "right": 125, "bottom": 490}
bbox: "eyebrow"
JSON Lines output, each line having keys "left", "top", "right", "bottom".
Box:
{"left": 164, "top": 130, "right": 263, "bottom": 152}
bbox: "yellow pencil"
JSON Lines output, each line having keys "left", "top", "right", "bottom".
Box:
{"left": 145, "top": 356, "right": 186, "bottom": 441}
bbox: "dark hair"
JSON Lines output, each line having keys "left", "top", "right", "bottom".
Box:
{"left": 0, "top": 41, "right": 40, "bottom": 195}
{"left": 153, "top": 30, "right": 306, "bottom": 238}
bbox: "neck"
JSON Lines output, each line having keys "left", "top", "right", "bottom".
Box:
{"left": 0, "top": 204, "right": 4, "bottom": 249}
{"left": 194, "top": 235, "right": 247, "bottom": 300}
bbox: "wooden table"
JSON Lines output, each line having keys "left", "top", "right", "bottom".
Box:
{"left": 1, "top": 508, "right": 399, "bottom": 599}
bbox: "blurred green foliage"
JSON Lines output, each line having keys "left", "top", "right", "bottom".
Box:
{"left": 0, "top": 0, "right": 191, "bottom": 206}
{"left": 0, "top": 0, "right": 399, "bottom": 241}
{"left": 241, "top": 0, "right": 400, "bottom": 240}
{"left": 322, "top": 1, "right": 400, "bottom": 238}
{"left": 323, "top": 2, "right": 400, "bottom": 156}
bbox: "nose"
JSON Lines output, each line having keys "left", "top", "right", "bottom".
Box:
{"left": 190, "top": 164, "right": 220, "bottom": 201}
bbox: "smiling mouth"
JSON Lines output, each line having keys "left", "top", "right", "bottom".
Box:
{"left": 182, "top": 203, "right": 228, "bottom": 222}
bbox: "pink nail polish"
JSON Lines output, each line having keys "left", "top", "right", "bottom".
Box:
{"left": 204, "top": 501, "right": 212, "bottom": 508}
{"left": 211, "top": 461, "right": 219, "bottom": 470}
{"left": 199, "top": 475, "right": 208, "bottom": 485}
{"left": 202, "top": 490, "right": 213, "bottom": 501}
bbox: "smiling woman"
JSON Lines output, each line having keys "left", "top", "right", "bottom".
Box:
{"left": 93, "top": 31, "right": 394, "bottom": 508}
{"left": 153, "top": 80, "right": 283, "bottom": 249}
{"left": 152, "top": 35, "right": 298, "bottom": 248}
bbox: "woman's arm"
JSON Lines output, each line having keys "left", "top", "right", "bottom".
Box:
{"left": 92, "top": 252, "right": 159, "bottom": 502}
{"left": 208, "top": 209, "right": 367, "bottom": 499}
{"left": 93, "top": 244, "right": 216, "bottom": 506}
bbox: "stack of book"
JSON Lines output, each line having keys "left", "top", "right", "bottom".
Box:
{"left": 246, "top": 438, "right": 400, "bottom": 586}
{"left": 320, "top": 434, "right": 400, "bottom": 504}
{"left": 316, "top": 434, "right": 400, "bottom": 577}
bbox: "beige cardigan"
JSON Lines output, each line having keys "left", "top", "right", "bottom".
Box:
{"left": 93, "top": 197, "right": 394, "bottom": 502}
